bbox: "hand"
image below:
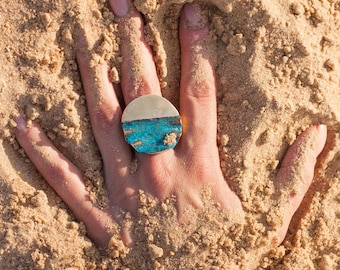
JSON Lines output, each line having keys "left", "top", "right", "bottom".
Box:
{"left": 15, "top": 0, "right": 327, "bottom": 250}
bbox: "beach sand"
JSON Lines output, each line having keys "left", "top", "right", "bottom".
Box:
{"left": 0, "top": 0, "right": 339, "bottom": 269}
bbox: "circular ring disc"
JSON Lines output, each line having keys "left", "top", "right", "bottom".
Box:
{"left": 121, "top": 94, "right": 182, "bottom": 154}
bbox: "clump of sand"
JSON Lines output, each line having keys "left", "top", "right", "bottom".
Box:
{"left": 0, "top": 0, "right": 339, "bottom": 269}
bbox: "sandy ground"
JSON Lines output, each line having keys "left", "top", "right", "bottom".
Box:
{"left": 0, "top": 0, "right": 339, "bottom": 269}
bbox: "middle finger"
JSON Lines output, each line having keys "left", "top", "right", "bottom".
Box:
{"left": 110, "top": 0, "right": 162, "bottom": 104}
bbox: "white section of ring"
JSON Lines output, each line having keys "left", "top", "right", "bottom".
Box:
{"left": 121, "top": 94, "right": 180, "bottom": 122}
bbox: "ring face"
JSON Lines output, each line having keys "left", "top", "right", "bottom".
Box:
{"left": 121, "top": 94, "right": 182, "bottom": 154}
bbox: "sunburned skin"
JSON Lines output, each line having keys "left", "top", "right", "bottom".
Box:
{"left": 14, "top": 0, "right": 327, "bottom": 265}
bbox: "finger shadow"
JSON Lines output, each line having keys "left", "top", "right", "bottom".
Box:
{"left": 0, "top": 172, "right": 15, "bottom": 237}
{"left": 10, "top": 0, "right": 110, "bottom": 214}
{"left": 13, "top": 2, "right": 107, "bottom": 173}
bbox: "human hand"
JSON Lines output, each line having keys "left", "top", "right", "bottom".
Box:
{"left": 15, "top": 0, "right": 327, "bottom": 251}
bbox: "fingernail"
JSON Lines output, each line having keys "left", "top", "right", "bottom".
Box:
{"left": 15, "top": 114, "right": 27, "bottom": 132}
{"left": 77, "top": 33, "right": 86, "bottom": 47}
{"left": 183, "top": 3, "right": 205, "bottom": 29}
{"left": 110, "top": 0, "right": 129, "bottom": 18}
{"left": 317, "top": 124, "right": 327, "bottom": 135}
{"left": 311, "top": 124, "right": 327, "bottom": 152}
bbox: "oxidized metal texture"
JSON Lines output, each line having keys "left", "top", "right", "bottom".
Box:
{"left": 121, "top": 94, "right": 182, "bottom": 154}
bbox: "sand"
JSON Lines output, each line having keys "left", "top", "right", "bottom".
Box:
{"left": 0, "top": 0, "right": 339, "bottom": 269}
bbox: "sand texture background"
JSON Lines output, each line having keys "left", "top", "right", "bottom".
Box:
{"left": 0, "top": 0, "right": 339, "bottom": 269}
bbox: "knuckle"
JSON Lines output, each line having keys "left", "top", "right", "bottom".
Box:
{"left": 92, "top": 104, "right": 121, "bottom": 131}
{"left": 187, "top": 80, "right": 215, "bottom": 100}
{"left": 48, "top": 161, "right": 75, "bottom": 185}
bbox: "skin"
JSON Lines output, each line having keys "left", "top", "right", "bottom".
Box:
{"left": 15, "top": 1, "right": 327, "bottom": 250}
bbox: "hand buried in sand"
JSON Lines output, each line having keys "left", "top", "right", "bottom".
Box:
{"left": 15, "top": 1, "right": 327, "bottom": 248}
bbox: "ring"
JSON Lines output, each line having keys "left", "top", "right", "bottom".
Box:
{"left": 121, "top": 94, "right": 182, "bottom": 154}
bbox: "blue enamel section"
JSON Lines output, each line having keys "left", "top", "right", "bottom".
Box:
{"left": 122, "top": 116, "right": 182, "bottom": 154}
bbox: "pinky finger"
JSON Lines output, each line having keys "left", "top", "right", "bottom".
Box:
{"left": 15, "top": 115, "right": 113, "bottom": 245}
{"left": 274, "top": 124, "right": 327, "bottom": 244}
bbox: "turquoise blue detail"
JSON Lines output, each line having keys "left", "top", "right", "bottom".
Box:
{"left": 122, "top": 116, "right": 182, "bottom": 154}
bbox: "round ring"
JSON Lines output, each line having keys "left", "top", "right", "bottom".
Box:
{"left": 121, "top": 94, "right": 182, "bottom": 154}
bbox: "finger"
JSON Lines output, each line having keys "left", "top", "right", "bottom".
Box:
{"left": 75, "top": 36, "right": 131, "bottom": 186}
{"left": 274, "top": 124, "right": 327, "bottom": 244}
{"left": 178, "top": 4, "right": 218, "bottom": 152}
{"left": 109, "top": 0, "right": 161, "bottom": 104}
{"left": 15, "top": 116, "right": 113, "bottom": 245}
